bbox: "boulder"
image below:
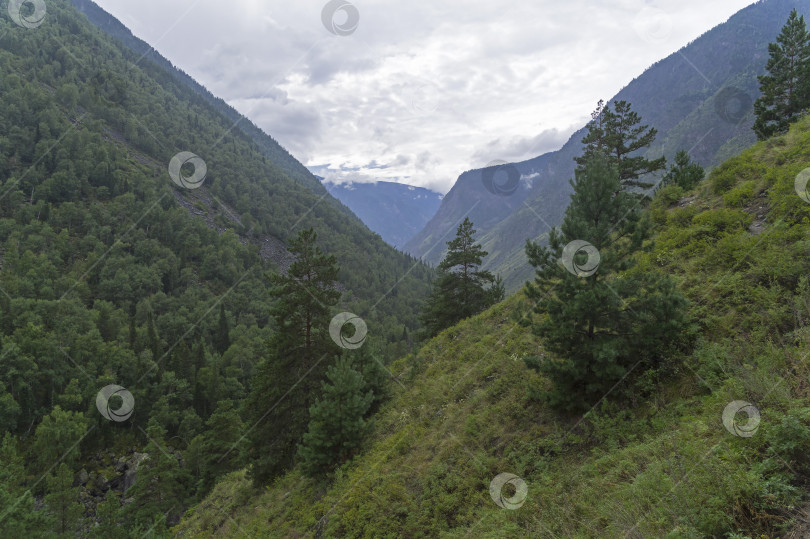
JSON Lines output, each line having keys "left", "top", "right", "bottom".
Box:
{"left": 77, "top": 468, "right": 89, "bottom": 486}
{"left": 123, "top": 452, "right": 149, "bottom": 494}
{"left": 93, "top": 473, "right": 109, "bottom": 493}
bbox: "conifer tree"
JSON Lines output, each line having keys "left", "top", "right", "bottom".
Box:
{"left": 128, "top": 312, "right": 137, "bottom": 352}
{"left": 575, "top": 100, "right": 666, "bottom": 191}
{"left": 420, "top": 218, "right": 504, "bottom": 338}
{"left": 146, "top": 309, "right": 161, "bottom": 363}
{"left": 173, "top": 339, "right": 194, "bottom": 385}
{"left": 660, "top": 150, "right": 705, "bottom": 191}
{"left": 32, "top": 406, "right": 86, "bottom": 473}
{"left": 191, "top": 337, "right": 208, "bottom": 416}
{"left": 214, "top": 304, "right": 230, "bottom": 354}
{"left": 188, "top": 399, "right": 246, "bottom": 497}
{"left": 125, "top": 421, "right": 190, "bottom": 527}
{"left": 525, "top": 152, "right": 689, "bottom": 412}
{"left": 753, "top": 9, "right": 810, "bottom": 140}
{"left": 91, "top": 492, "right": 122, "bottom": 538}
{"left": 344, "top": 345, "right": 390, "bottom": 415}
{"left": 44, "top": 463, "right": 84, "bottom": 536}
{"left": 297, "top": 356, "right": 374, "bottom": 477}
{"left": 244, "top": 228, "right": 340, "bottom": 485}
{"left": 0, "top": 433, "right": 49, "bottom": 535}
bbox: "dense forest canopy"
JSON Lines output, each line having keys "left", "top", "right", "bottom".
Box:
{"left": 0, "top": 0, "right": 432, "bottom": 534}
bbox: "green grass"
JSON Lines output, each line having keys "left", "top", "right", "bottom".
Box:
{"left": 175, "top": 116, "right": 810, "bottom": 538}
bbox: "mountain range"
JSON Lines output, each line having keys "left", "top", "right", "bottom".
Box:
{"left": 321, "top": 180, "right": 443, "bottom": 249}
{"left": 405, "top": 0, "right": 803, "bottom": 291}
{"left": 4, "top": 1, "right": 810, "bottom": 537}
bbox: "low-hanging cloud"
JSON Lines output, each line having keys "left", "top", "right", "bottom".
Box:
{"left": 471, "top": 125, "right": 581, "bottom": 167}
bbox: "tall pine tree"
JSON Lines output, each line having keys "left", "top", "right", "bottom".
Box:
{"left": 243, "top": 228, "right": 340, "bottom": 485}
{"left": 753, "top": 9, "right": 810, "bottom": 140}
{"left": 524, "top": 151, "right": 689, "bottom": 412}
{"left": 420, "top": 218, "right": 504, "bottom": 338}
{"left": 575, "top": 100, "right": 666, "bottom": 191}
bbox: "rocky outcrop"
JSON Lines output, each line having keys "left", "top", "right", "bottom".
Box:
{"left": 74, "top": 448, "right": 151, "bottom": 525}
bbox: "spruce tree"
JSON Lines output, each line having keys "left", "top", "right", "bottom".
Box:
{"left": 125, "top": 421, "right": 190, "bottom": 527}
{"left": 660, "top": 150, "right": 705, "bottom": 191}
{"left": 173, "top": 339, "right": 194, "bottom": 386}
{"left": 753, "top": 9, "right": 810, "bottom": 140}
{"left": 244, "top": 228, "right": 340, "bottom": 485}
{"left": 297, "top": 356, "right": 374, "bottom": 477}
{"left": 524, "top": 152, "right": 689, "bottom": 413}
{"left": 0, "top": 433, "right": 49, "bottom": 536}
{"left": 192, "top": 338, "right": 208, "bottom": 417}
{"left": 91, "top": 492, "right": 122, "bottom": 538}
{"left": 146, "top": 309, "right": 161, "bottom": 363}
{"left": 44, "top": 463, "right": 84, "bottom": 536}
{"left": 214, "top": 304, "right": 230, "bottom": 354}
{"left": 189, "top": 399, "right": 246, "bottom": 497}
{"left": 420, "top": 218, "right": 504, "bottom": 338}
{"left": 575, "top": 100, "right": 666, "bottom": 191}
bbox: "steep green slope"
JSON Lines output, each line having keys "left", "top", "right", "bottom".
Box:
{"left": 11, "top": 0, "right": 432, "bottom": 339}
{"left": 0, "top": 0, "right": 430, "bottom": 533}
{"left": 406, "top": 0, "right": 804, "bottom": 292}
{"left": 177, "top": 112, "right": 810, "bottom": 538}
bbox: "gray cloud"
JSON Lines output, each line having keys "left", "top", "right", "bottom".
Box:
{"left": 95, "top": 0, "right": 756, "bottom": 193}
{"left": 472, "top": 125, "right": 582, "bottom": 166}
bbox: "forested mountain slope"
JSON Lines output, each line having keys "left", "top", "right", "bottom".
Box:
{"left": 177, "top": 108, "right": 810, "bottom": 538}
{"left": 68, "top": 0, "right": 327, "bottom": 195}
{"left": 406, "top": 0, "right": 804, "bottom": 291}
{"left": 0, "top": 0, "right": 430, "bottom": 534}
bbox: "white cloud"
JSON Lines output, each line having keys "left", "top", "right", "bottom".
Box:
{"left": 94, "top": 0, "right": 756, "bottom": 193}
{"left": 520, "top": 172, "right": 541, "bottom": 189}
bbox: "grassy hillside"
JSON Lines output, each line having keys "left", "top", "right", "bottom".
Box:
{"left": 176, "top": 114, "right": 810, "bottom": 537}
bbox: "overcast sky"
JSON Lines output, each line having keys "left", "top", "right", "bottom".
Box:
{"left": 93, "top": 0, "right": 756, "bottom": 193}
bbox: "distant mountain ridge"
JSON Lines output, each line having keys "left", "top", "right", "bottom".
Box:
{"left": 321, "top": 179, "right": 443, "bottom": 249}
{"left": 405, "top": 0, "right": 803, "bottom": 291}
